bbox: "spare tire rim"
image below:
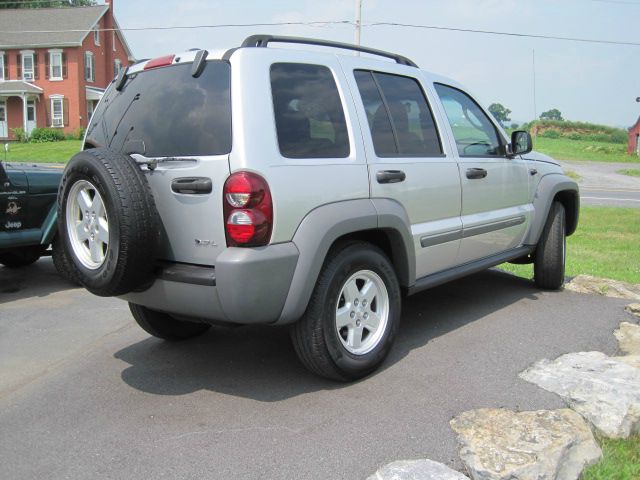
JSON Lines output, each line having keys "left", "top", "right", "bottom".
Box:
{"left": 66, "top": 180, "right": 109, "bottom": 270}
{"left": 335, "top": 269, "right": 390, "bottom": 355}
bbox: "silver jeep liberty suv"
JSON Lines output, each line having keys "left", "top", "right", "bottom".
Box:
{"left": 58, "top": 35, "right": 579, "bottom": 380}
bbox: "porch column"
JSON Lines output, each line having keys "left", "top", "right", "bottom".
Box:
{"left": 21, "top": 94, "right": 28, "bottom": 133}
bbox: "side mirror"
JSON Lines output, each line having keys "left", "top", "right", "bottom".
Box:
{"left": 508, "top": 130, "right": 532, "bottom": 157}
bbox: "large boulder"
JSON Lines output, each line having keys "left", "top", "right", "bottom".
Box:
{"left": 520, "top": 351, "right": 640, "bottom": 438}
{"left": 564, "top": 275, "right": 640, "bottom": 301}
{"left": 450, "top": 408, "right": 601, "bottom": 480}
{"left": 366, "top": 459, "right": 469, "bottom": 480}
{"left": 614, "top": 321, "right": 640, "bottom": 355}
{"left": 625, "top": 303, "right": 640, "bottom": 318}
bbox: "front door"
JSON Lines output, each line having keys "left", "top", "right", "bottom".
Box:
{"left": 0, "top": 101, "right": 7, "bottom": 138}
{"left": 434, "top": 83, "right": 531, "bottom": 264}
{"left": 26, "top": 100, "right": 36, "bottom": 136}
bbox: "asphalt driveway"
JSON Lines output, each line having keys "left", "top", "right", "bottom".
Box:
{"left": 0, "top": 259, "right": 633, "bottom": 480}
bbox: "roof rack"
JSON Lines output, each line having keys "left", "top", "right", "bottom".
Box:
{"left": 240, "top": 34, "right": 418, "bottom": 68}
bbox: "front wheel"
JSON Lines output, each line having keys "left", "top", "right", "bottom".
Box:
{"left": 291, "top": 242, "right": 401, "bottom": 381}
{"left": 129, "top": 303, "right": 211, "bottom": 341}
{"left": 534, "top": 201, "right": 566, "bottom": 290}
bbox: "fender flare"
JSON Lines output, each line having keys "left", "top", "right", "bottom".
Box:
{"left": 275, "top": 199, "right": 415, "bottom": 325}
{"left": 524, "top": 173, "right": 580, "bottom": 245}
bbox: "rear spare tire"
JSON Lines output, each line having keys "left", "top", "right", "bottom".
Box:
{"left": 57, "top": 148, "right": 160, "bottom": 296}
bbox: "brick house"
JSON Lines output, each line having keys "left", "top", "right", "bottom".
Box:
{"left": 0, "top": 2, "right": 134, "bottom": 140}
{"left": 628, "top": 116, "right": 640, "bottom": 156}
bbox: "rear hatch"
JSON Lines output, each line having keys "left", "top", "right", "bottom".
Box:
{"left": 85, "top": 58, "right": 232, "bottom": 266}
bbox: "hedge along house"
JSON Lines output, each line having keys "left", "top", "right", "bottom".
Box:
{"left": 0, "top": 2, "right": 134, "bottom": 140}
{"left": 628, "top": 116, "right": 640, "bottom": 156}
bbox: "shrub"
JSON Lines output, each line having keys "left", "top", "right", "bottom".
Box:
{"left": 76, "top": 127, "right": 86, "bottom": 140}
{"left": 30, "top": 128, "right": 65, "bottom": 143}
{"left": 11, "top": 127, "right": 28, "bottom": 142}
{"left": 541, "top": 130, "right": 561, "bottom": 139}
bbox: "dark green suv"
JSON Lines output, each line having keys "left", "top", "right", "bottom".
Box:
{"left": 0, "top": 160, "right": 72, "bottom": 277}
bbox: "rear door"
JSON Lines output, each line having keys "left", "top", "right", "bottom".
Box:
{"left": 85, "top": 60, "right": 232, "bottom": 266}
{"left": 433, "top": 83, "right": 531, "bottom": 264}
{"left": 342, "top": 61, "right": 462, "bottom": 278}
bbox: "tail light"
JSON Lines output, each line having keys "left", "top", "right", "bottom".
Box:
{"left": 223, "top": 172, "right": 273, "bottom": 247}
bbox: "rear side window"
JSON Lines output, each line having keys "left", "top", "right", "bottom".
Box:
{"left": 354, "top": 70, "right": 442, "bottom": 157}
{"left": 85, "top": 61, "right": 231, "bottom": 157}
{"left": 270, "top": 63, "right": 350, "bottom": 159}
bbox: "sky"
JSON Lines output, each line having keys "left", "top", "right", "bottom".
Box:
{"left": 109, "top": 0, "right": 640, "bottom": 128}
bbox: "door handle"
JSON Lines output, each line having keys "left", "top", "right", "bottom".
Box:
{"left": 466, "top": 168, "right": 488, "bottom": 180}
{"left": 171, "top": 177, "right": 212, "bottom": 194}
{"left": 376, "top": 170, "right": 406, "bottom": 184}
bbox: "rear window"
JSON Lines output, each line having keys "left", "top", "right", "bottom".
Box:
{"left": 85, "top": 61, "right": 231, "bottom": 157}
{"left": 270, "top": 63, "right": 350, "bottom": 159}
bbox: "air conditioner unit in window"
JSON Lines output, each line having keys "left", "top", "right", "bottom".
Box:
{"left": 52, "top": 118, "right": 63, "bottom": 127}
{"left": 24, "top": 73, "right": 34, "bottom": 81}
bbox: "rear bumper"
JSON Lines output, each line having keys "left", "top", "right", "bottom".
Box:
{"left": 120, "top": 242, "right": 299, "bottom": 325}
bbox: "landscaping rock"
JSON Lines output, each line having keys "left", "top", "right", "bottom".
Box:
{"left": 613, "top": 355, "right": 640, "bottom": 369}
{"left": 625, "top": 303, "right": 640, "bottom": 318}
{"left": 564, "top": 275, "right": 640, "bottom": 301}
{"left": 450, "top": 408, "right": 601, "bottom": 480}
{"left": 520, "top": 351, "right": 640, "bottom": 438}
{"left": 367, "top": 459, "right": 469, "bottom": 480}
{"left": 614, "top": 321, "right": 640, "bottom": 355}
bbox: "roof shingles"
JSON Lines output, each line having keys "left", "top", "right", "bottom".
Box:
{"left": 0, "top": 6, "right": 108, "bottom": 48}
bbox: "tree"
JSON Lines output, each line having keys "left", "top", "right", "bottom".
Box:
{"left": 488, "top": 103, "right": 511, "bottom": 127}
{"left": 0, "top": 0, "right": 95, "bottom": 8}
{"left": 540, "top": 109, "right": 564, "bottom": 121}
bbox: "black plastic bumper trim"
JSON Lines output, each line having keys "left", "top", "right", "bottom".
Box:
{"left": 157, "top": 262, "right": 216, "bottom": 286}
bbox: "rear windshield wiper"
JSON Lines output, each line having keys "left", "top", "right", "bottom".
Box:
{"left": 131, "top": 154, "right": 198, "bottom": 171}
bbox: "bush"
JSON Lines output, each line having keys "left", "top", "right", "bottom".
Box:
{"left": 11, "top": 127, "right": 28, "bottom": 142}
{"left": 30, "top": 128, "right": 65, "bottom": 143}
{"left": 541, "top": 130, "right": 561, "bottom": 139}
{"left": 76, "top": 127, "right": 86, "bottom": 140}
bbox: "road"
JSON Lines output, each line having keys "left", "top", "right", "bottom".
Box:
{"left": 558, "top": 160, "right": 640, "bottom": 208}
{"left": 0, "top": 259, "right": 634, "bottom": 480}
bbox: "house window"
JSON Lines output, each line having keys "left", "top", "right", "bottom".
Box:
{"left": 0, "top": 53, "right": 4, "bottom": 81}
{"left": 49, "top": 51, "right": 63, "bottom": 80}
{"left": 93, "top": 27, "right": 100, "bottom": 46}
{"left": 87, "top": 100, "right": 95, "bottom": 121}
{"left": 113, "top": 58, "right": 122, "bottom": 77}
{"left": 51, "top": 97, "right": 64, "bottom": 127}
{"left": 112, "top": 31, "right": 116, "bottom": 52}
{"left": 85, "top": 52, "right": 95, "bottom": 82}
{"left": 22, "top": 52, "right": 35, "bottom": 81}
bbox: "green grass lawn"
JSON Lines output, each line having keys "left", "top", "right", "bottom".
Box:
{"left": 500, "top": 206, "right": 640, "bottom": 284}
{"left": 533, "top": 136, "right": 639, "bottom": 163}
{"left": 583, "top": 436, "right": 640, "bottom": 480}
{"left": 2, "top": 140, "right": 81, "bottom": 163}
{"left": 617, "top": 168, "right": 640, "bottom": 177}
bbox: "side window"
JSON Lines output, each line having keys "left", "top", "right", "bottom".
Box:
{"left": 354, "top": 70, "right": 442, "bottom": 157}
{"left": 434, "top": 83, "right": 503, "bottom": 157}
{"left": 270, "top": 63, "right": 350, "bottom": 159}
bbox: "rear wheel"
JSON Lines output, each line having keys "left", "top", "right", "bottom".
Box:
{"left": 0, "top": 245, "right": 44, "bottom": 268}
{"left": 129, "top": 303, "right": 211, "bottom": 341}
{"left": 291, "top": 242, "right": 401, "bottom": 381}
{"left": 534, "top": 201, "right": 566, "bottom": 290}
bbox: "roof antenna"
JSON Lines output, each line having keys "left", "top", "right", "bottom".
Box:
{"left": 115, "top": 65, "right": 128, "bottom": 91}
{"left": 191, "top": 50, "right": 209, "bottom": 78}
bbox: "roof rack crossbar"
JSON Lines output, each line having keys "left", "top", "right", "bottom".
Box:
{"left": 240, "top": 34, "right": 418, "bottom": 68}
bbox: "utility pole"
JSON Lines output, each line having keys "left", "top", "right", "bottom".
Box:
{"left": 355, "top": 0, "right": 362, "bottom": 48}
{"left": 532, "top": 49, "right": 537, "bottom": 122}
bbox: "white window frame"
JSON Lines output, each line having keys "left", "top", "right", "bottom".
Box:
{"left": 114, "top": 58, "right": 122, "bottom": 76}
{"left": 21, "top": 50, "right": 35, "bottom": 81}
{"left": 85, "top": 51, "right": 94, "bottom": 82}
{"left": 50, "top": 95, "right": 64, "bottom": 128}
{"left": 112, "top": 31, "right": 116, "bottom": 52}
{"left": 49, "top": 49, "right": 63, "bottom": 81}
{"left": 93, "top": 27, "right": 100, "bottom": 46}
{"left": 0, "top": 52, "right": 5, "bottom": 81}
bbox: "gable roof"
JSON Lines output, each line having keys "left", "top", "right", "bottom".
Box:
{"left": 0, "top": 5, "right": 109, "bottom": 49}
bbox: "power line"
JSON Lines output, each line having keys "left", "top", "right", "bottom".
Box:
{"left": 366, "top": 22, "right": 640, "bottom": 46}
{"left": 591, "top": 0, "right": 640, "bottom": 5}
{"left": 1, "top": 20, "right": 638, "bottom": 47}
